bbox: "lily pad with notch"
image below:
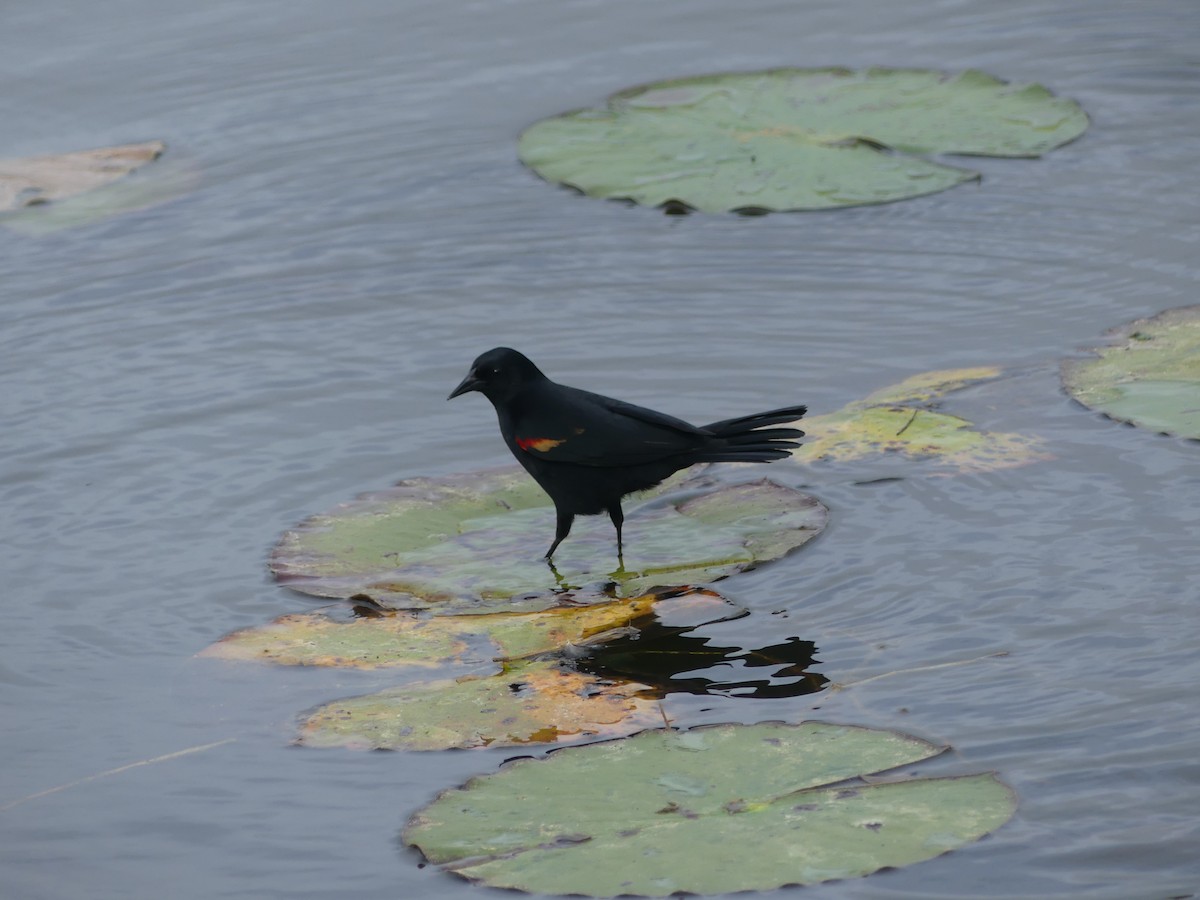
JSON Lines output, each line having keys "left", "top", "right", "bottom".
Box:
{"left": 519, "top": 67, "right": 1088, "bottom": 213}
{"left": 404, "top": 721, "right": 1017, "bottom": 894}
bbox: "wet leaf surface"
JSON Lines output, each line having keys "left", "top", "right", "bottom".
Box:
{"left": 405, "top": 721, "right": 1016, "bottom": 894}
{"left": 1062, "top": 305, "right": 1200, "bottom": 439}
{"left": 297, "top": 659, "right": 663, "bottom": 751}
{"left": 271, "top": 472, "right": 826, "bottom": 611}
{"left": 796, "top": 367, "right": 1050, "bottom": 471}
{"left": 201, "top": 588, "right": 741, "bottom": 670}
{"left": 519, "top": 68, "right": 1087, "bottom": 212}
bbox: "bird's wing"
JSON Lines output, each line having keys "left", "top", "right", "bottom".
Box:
{"left": 512, "top": 386, "right": 709, "bottom": 468}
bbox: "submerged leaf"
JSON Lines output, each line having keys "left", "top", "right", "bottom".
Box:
{"left": 795, "top": 367, "right": 1049, "bottom": 471}
{"left": 271, "top": 472, "right": 826, "bottom": 611}
{"left": 405, "top": 722, "right": 1016, "bottom": 894}
{"left": 519, "top": 68, "right": 1087, "bottom": 212}
{"left": 298, "top": 659, "right": 661, "bottom": 751}
{"left": 1062, "top": 305, "right": 1200, "bottom": 439}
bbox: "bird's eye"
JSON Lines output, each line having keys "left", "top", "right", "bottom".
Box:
{"left": 491, "top": 367, "right": 501, "bottom": 375}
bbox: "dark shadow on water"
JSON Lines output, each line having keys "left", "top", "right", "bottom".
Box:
{"left": 577, "top": 621, "right": 828, "bottom": 701}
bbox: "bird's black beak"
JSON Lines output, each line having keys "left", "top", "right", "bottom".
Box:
{"left": 448, "top": 371, "right": 482, "bottom": 400}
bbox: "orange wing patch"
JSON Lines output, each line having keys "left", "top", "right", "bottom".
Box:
{"left": 517, "top": 437, "right": 566, "bottom": 453}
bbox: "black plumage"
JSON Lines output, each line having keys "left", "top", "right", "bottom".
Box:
{"left": 449, "top": 347, "right": 805, "bottom": 559}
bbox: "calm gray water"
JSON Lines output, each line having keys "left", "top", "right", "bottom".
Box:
{"left": 2, "top": 0, "right": 1198, "bottom": 897}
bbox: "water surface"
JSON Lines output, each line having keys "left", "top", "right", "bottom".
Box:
{"left": 2, "top": 0, "right": 1198, "bottom": 897}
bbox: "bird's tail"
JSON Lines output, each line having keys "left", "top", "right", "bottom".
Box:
{"left": 695, "top": 405, "right": 807, "bottom": 462}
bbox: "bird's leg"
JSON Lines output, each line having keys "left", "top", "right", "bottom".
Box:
{"left": 545, "top": 509, "right": 574, "bottom": 559}
{"left": 607, "top": 504, "right": 625, "bottom": 561}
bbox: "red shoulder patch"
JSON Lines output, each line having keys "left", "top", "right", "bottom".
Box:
{"left": 517, "top": 436, "right": 566, "bottom": 453}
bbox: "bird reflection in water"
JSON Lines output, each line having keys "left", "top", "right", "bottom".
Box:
{"left": 577, "top": 623, "right": 827, "bottom": 701}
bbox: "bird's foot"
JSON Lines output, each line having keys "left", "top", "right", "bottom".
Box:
{"left": 545, "top": 556, "right": 564, "bottom": 582}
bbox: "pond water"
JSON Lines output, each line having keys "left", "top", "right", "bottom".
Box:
{"left": 2, "top": 0, "right": 1198, "bottom": 897}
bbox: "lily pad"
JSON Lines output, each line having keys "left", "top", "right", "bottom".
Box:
{"left": 1062, "top": 305, "right": 1200, "bottom": 439}
{"left": 271, "top": 472, "right": 826, "bottom": 612}
{"left": 200, "top": 588, "right": 740, "bottom": 670}
{"left": 298, "top": 659, "right": 662, "bottom": 751}
{"left": 404, "top": 722, "right": 1016, "bottom": 894}
{"left": 518, "top": 67, "right": 1087, "bottom": 212}
{"left": 0, "top": 141, "right": 199, "bottom": 234}
{"left": 0, "top": 141, "right": 165, "bottom": 210}
{"left": 796, "top": 367, "right": 1050, "bottom": 471}
{"left": 860, "top": 367, "right": 1004, "bottom": 405}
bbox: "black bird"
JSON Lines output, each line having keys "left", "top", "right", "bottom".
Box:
{"left": 449, "top": 348, "right": 806, "bottom": 559}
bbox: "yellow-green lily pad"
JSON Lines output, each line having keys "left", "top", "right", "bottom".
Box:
{"left": 796, "top": 367, "right": 1050, "bottom": 471}
{"left": 271, "top": 472, "right": 826, "bottom": 612}
{"left": 298, "top": 659, "right": 662, "bottom": 751}
{"left": 1062, "top": 305, "right": 1200, "bottom": 439}
{"left": 200, "top": 588, "right": 740, "bottom": 670}
{"left": 519, "top": 67, "right": 1087, "bottom": 213}
{"left": 404, "top": 721, "right": 1017, "bottom": 894}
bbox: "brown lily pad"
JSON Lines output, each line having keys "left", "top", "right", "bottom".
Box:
{"left": 0, "top": 141, "right": 166, "bottom": 210}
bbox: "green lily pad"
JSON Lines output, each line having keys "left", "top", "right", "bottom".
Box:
{"left": 271, "top": 472, "right": 826, "bottom": 612}
{"left": 796, "top": 367, "right": 1050, "bottom": 471}
{"left": 298, "top": 659, "right": 663, "bottom": 751}
{"left": 1062, "top": 305, "right": 1200, "bottom": 439}
{"left": 518, "top": 67, "right": 1087, "bottom": 212}
{"left": 404, "top": 722, "right": 1016, "bottom": 894}
{"left": 200, "top": 588, "right": 740, "bottom": 670}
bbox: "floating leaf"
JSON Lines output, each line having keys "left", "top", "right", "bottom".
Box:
{"left": 200, "top": 588, "right": 741, "bottom": 670}
{"left": 519, "top": 68, "right": 1087, "bottom": 212}
{"left": 0, "top": 142, "right": 165, "bottom": 210}
{"left": 1062, "top": 305, "right": 1200, "bottom": 439}
{"left": 200, "top": 610, "right": 471, "bottom": 670}
{"left": 796, "top": 367, "right": 1049, "bottom": 471}
{"left": 0, "top": 141, "right": 198, "bottom": 234}
{"left": 298, "top": 659, "right": 661, "bottom": 751}
{"left": 272, "top": 472, "right": 826, "bottom": 612}
{"left": 861, "top": 367, "right": 1003, "bottom": 406}
{"left": 405, "top": 722, "right": 1016, "bottom": 894}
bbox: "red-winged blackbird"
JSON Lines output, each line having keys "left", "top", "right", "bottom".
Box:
{"left": 449, "top": 348, "right": 806, "bottom": 559}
